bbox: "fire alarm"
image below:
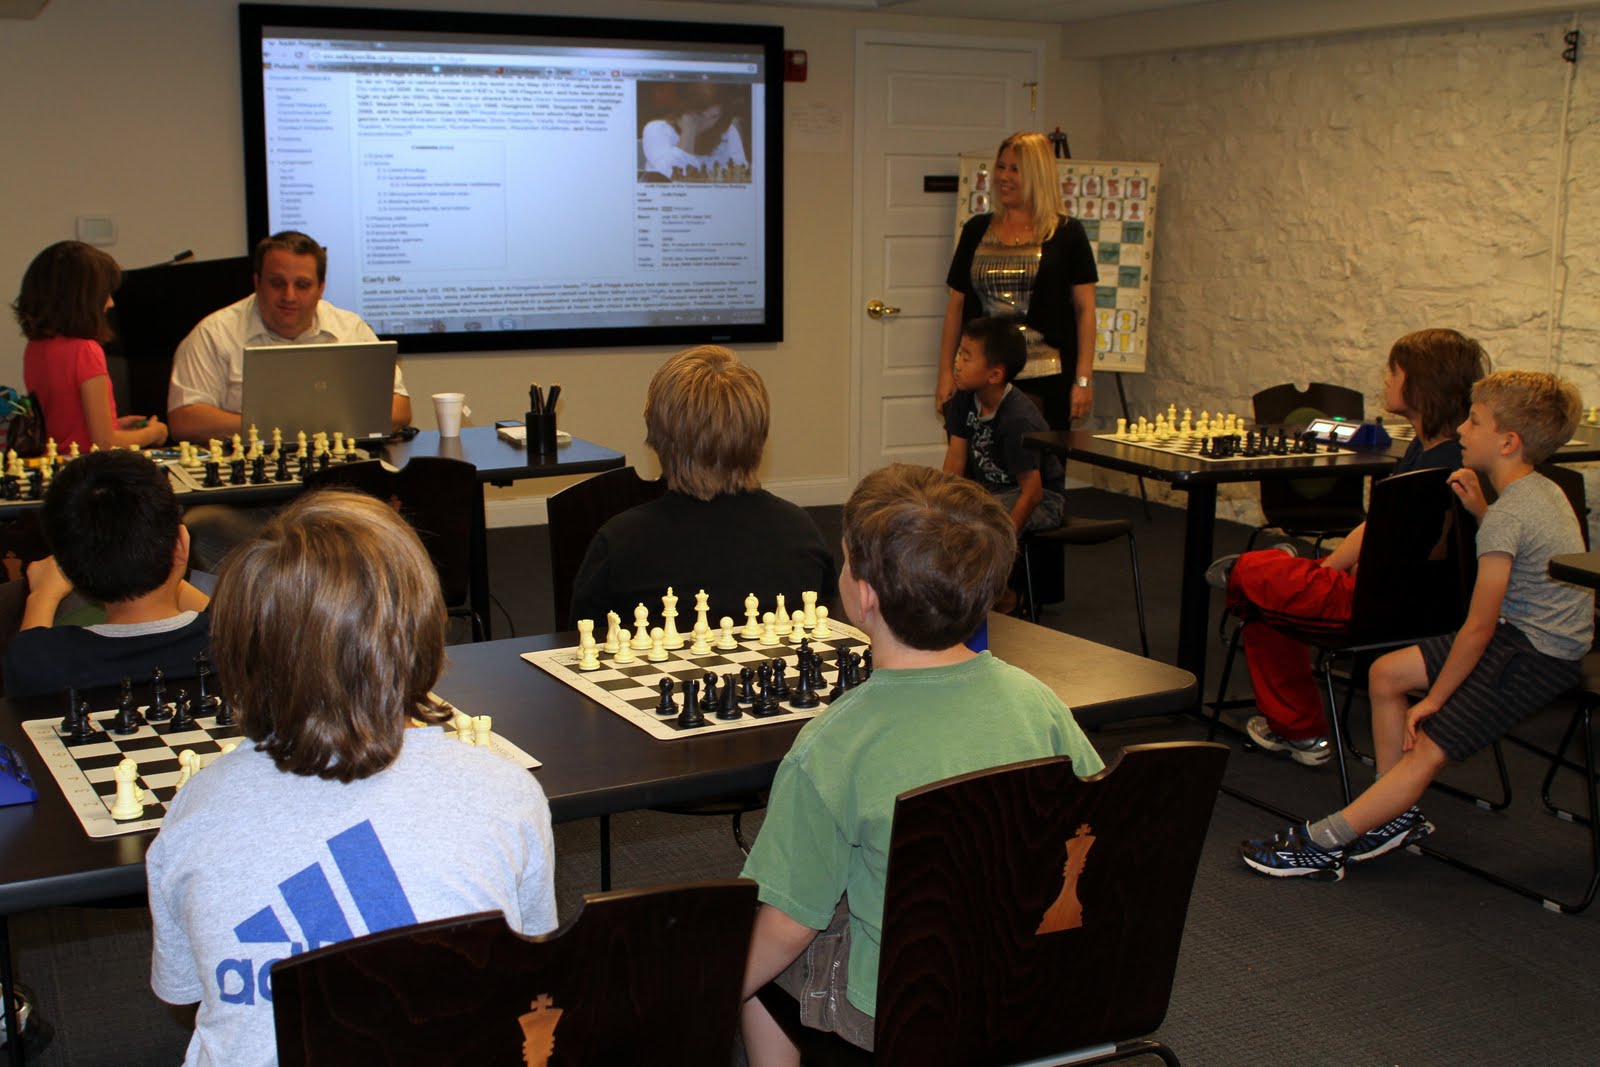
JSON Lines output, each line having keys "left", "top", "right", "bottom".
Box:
{"left": 784, "top": 50, "right": 808, "bottom": 83}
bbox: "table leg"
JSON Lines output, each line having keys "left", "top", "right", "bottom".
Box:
{"left": 1176, "top": 485, "right": 1217, "bottom": 703}
{"left": 470, "top": 484, "right": 493, "bottom": 641}
{"left": 1, "top": 914, "right": 22, "bottom": 1067}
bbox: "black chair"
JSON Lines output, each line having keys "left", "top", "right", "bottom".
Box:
{"left": 1208, "top": 466, "right": 1471, "bottom": 816}
{"left": 1246, "top": 381, "right": 1367, "bottom": 555}
{"left": 544, "top": 467, "right": 761, "bottom": 891}
{"left": 1020, "top": 517, "right": 1149, "bottom": 656}
{"left": 757, "top": 743, "right": 1229, "bottom": 1065}
{"left": 272, "top": 879, "right": 757, "bottom": 1066}
{"left": 304, "top": 457, "right": 484, "bottom": 640}
{"left": 545, "top": 466, "right": 665, "bottom": 633}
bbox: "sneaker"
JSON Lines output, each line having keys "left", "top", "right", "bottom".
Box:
{"left": 1205, "top": 542, "right": 1298, "bottom": 590}
{"left": 1240, "top": 824, "right": 1346, "bottom": 880}
{"left": 1345, "top": 807, "right": 1435, "bottom": 863}
{"left": 1245, "top": 715, "right": 1331, "bottom": 766}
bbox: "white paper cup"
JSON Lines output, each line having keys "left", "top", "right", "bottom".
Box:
{"left": 432, "top": 392, "right": 467, "bottom": 437}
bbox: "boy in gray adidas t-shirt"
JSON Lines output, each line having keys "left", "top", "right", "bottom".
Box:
{"left": 147, "top": 491, "right": 556, "bottom": 1067}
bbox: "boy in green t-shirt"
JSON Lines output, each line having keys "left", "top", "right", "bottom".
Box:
{"left": 738, "top": 463, "right": 1103, "bottom": 1063}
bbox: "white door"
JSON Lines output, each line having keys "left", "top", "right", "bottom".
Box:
{"left": 853, "top": 37, "right": 1042, "bottom": 477}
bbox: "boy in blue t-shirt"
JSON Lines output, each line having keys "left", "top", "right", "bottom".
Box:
{"left": 942, "top": 316, "right": 1066, "bottom": 536}
{"left": 1242, "top": 370, "right": 1593, "bottom": 880}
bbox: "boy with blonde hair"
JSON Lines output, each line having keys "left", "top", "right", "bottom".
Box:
{"left": 738, "top": 464, "right": 1102, "bottom": 1062}
{"left": 1242, "top": 370, "right": 1592, "bottom": 879}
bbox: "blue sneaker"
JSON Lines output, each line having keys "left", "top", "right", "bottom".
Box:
{"left": 1345, "top": 808, "right": 1434, "bottom": 863}
{"left": 1241, "top": 824, "right": 1345, "bottom": 881}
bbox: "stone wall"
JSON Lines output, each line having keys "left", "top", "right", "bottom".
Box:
{"left": 1088, "top": 13, "right": 1598, "bottom": 532}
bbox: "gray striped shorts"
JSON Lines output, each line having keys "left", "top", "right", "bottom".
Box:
{"left": 1418, "top": 622, "right": 1582, "bottom": 762}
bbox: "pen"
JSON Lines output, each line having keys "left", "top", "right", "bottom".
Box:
{"left": 546, "top": 384, "right": 561, "bottom": 412}
{"left": 529, "top": 383, "right": 542, "bottom": 415}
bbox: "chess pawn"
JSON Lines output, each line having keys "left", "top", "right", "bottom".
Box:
{"left": 742, "top": 594, "right": 762, "bottom": 638}
{"left": 760, "top": 611, "right": 779, "bottom": 646}
{"left": 603, "top": 611, "right": 621, "bottom": 655}
{"left": 454, "top": 710, "right": 475, "bottom": 743}
{"left": 774, "top": 594, "right": 790, "bottom": 635}
{"left": 631, "top": 604, "right": 653, "bottom": 649}
{"left": 648, "top": 627, "right": 669, "bottom": 662}
{"left": 788, "top": 611, "right": 806, "bottom": 645}
{"left": 812, "top": 605, "right": 833, "bottom": 639}
{"left": 690, "top": 620, "right": 712, "bottom": 656}
{"left": 613, "top": 634, "right": 636, "bottom": 664}
{"left": 716, "top": 616, "right": 738, "bottom": 650}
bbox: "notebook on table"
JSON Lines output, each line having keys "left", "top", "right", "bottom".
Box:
{"left": 239, "top": 340, "right": 398, "bottom": 443}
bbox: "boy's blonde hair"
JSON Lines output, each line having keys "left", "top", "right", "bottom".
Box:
{"left": 1471, "top": 369, "right": 1581, "bottom": 465}
{"left": 211, "top": 490, "right": 448, "bottom": 783}
{"left": 843, "top": 464, "right": 1015, "bottom": 650}
{"left": 645, "top": 345, "right": 768, "bottom": 500}
{"left": 993, "top": 132, "right": 1061, "bottom": 243}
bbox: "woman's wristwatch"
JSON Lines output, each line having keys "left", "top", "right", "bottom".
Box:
{"left": 1074, "top": 375, "right": 1092, "bottom": 388}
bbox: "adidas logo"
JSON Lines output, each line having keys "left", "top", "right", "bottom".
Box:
{"left": 217, "top": 819, "right": 416, "bottom": 1006}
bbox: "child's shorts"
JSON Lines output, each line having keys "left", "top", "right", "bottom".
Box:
{"left": 772, "top": 896, "right": 875, "bottom": 1051}
{"left": 1417, "top": 622, "right": 1582, "bottom": 762}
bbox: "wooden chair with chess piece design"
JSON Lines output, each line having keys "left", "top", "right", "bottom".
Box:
{"left": 271, "top": 878, "right": 757, "bottom": 1066}
{"left": 546, "top": 465, "right": 765, "bottom": 891}
{"left": 756, "top": 742, "right": 1229, "bottom": 1066}
{"left": 303, "top": 457, "right": 484, "bottom": 641}
{"left": 1246, "top": 381, "right": 1367, "bottom": 556}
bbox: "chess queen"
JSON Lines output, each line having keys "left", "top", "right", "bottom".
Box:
{"left": 936, "top": 131, "right": 1100, "bottom": 429}
{"left": 146, "top": 490, "right": 556, "bottom": 1066}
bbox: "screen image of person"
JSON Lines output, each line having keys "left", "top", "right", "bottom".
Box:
{"left": 165, "top": 231, "right": 412, "bottom": 444}
{"left": 935, "top": 131, "right": 1099, "bottom": 429}
{"left": 638, "top": 81, "right": 751, "bottom": 183}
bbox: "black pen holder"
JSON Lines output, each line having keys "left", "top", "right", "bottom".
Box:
{"left": 526, "top": 411, "right": 558, "bottom": 458}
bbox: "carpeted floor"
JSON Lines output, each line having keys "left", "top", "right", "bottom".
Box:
{"left": 11, "top": 487, "right": 1600, "bottom": 1065}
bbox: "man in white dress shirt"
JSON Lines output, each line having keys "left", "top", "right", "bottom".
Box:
{"left": 166, "top": 231, "right": 411, "bottom": 443}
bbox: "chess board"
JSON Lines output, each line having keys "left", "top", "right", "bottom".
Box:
{"left": 165, "top": 448, "right": 371, "bottom": 493}
{"left": 23, "top": 695, "right": 536, "bottom": 838}
{"left": 524, "top": 621, "right": 871, "bottom": 741}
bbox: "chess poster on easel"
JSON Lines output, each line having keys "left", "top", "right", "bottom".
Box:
{"left": 954, "top": 153, "right": 1160, "bottom": 374}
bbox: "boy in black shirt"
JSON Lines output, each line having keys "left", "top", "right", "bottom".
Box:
{"left": 942, "top": 316, "right": 1065, "bottom": 535}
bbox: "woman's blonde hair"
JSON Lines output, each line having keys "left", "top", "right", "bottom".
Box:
{"left": 211, "top": 490, "right": 449, "bottom": 783}
{"left": 993, "top": 132, "right": 1061, "bottom": 242}
{"left": 644, "top": 345, "right": 768, "bottom": 500}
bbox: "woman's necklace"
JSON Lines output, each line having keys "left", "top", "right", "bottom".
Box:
{"left": 993, "top": 217, "right": 1034, "bottom": 246}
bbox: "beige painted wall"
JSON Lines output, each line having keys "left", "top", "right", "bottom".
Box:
{"left": 1090, "top": 11, "right": 1600, "bottom": 528}
{"left": 1, "top": 0, "right": 1100, "bottom": 522}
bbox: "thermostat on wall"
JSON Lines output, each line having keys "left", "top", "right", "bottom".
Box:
{"left": 75, "top": 214, "right": 117, "bottom": 246}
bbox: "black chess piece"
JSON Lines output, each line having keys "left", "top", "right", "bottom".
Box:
{"left": 167, "top": 689, "right": 196, "bottom": 733}
{"left": 1199, "top": 437, "right": 1212, "bottom": 457}
{"left": 860, "top": 648, "right": 874, "bottom": 681}
{"left": 700, "top": 671, "right": 719, "bottom": 712}
{"left": 829, "top": 652, "right": 856, "bottom": 701}
{"left": 678, "top": 679, "right": 706, "bottom": 729}
{"left": 28, "top": 469, "right": 42, "bottom": 499}
{"left": 300, "top": 455, "right": 316, "bottom": 481}
{"left": 789, "top": 661, "right": 820, "bottom": 709}
{"left": 738, "top": 666, "right": 755, "bottom": 705}
{"left": 750, "top": 664, "right": 780, "bottom": 717}
{"left": 2, "top": 474, "right": 18, "bottom": 500}
{"left": 112, "top": 676, "right": 143, "bottom": 735}
{"left": 318, "top": 452, "right": 331, "bottom": 471}
{"left": 61, "top": 687, "right": 94, "bottom": 742}
{"left": 654, "top": 677, "right": 676, "bottom": 716}
{"left": 146, "top": 669, "right": 173, "bottom": 723}
{"left": 771, "top": 658, "right": 790, "bottom": 699}
{"left": 228, "top": 458, "right": 246, "bottom": 485}
{"left": 203, "top": 460, "right": 221, "bottom": 488}
{"left": 275, "top": 452, "right": 292, "bottom": 481}
{"left": 716, "top": 673, "right": 742, "bottom": 720}
{"left": 249, "top": 455, "right": 267, "bottom": 484}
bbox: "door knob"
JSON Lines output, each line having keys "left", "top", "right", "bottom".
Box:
{"left": 866, "top": 299, "right": 901, "bottom": 319}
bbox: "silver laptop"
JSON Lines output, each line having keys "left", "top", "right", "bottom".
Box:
{"left": 239, "top": 340, "right": 397, "bottom": 442}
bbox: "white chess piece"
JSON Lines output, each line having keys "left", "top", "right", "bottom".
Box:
{"left": 1167, "top": 403, "right": 1178, "bottom": 425}
{"left": 603, "top": 611, "right": 621, "bottom": 654}
{"left": 694, "top": 589, "right": 711, "bottom": 634}
{"left": 576, "top": 620, "right": 600, "bottom": 671}
{"left": 454, "top": 710, "right": 475, "bottom": 743}
{"left": 812, "top": 605, "right": 832, "bottom": 639}
{"left": 220, "top": 742, "right": 238, "bottom": 756}
{"left": 631, "top": 604, "right": 653, "bottom": 649}
{"left": 742, "top": 594, "right": 761, "bottom": 638}
{"left": 648, "top": 627, "right": 669, "bottom": 662}
{"left": 661, "top": 587, "right": 683, "bottom": 649}
{"left": 802, "top": 590, "right": 819, "bottom": 628}
{"left": 774, "top": 594, "right": 790, "bottom": 635}
{"left": 1115, "top": 417, "right": 1127, "bottom": 438}
{"left": 173, "top": 749, "right": 200, "bottom": 792}
{"left": 716, "top": 617, "right": 738, "bottom": 650}
{"left": 614, "top": 634, "right": 636, "bottom": 664}
{"left": 760, "top": 612, "right": 779, "bottom": 646}
{"left": 690, "top": 620, "right": 712, "bottom": 655}
{"left": 473, "top": 715, "right": 493, "bottom": 747}
{"left": 109, "top": 758, "right": 144, "bottom": 820}
{"left": 788, "top": 611, "right": 806, "bottom": 645}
